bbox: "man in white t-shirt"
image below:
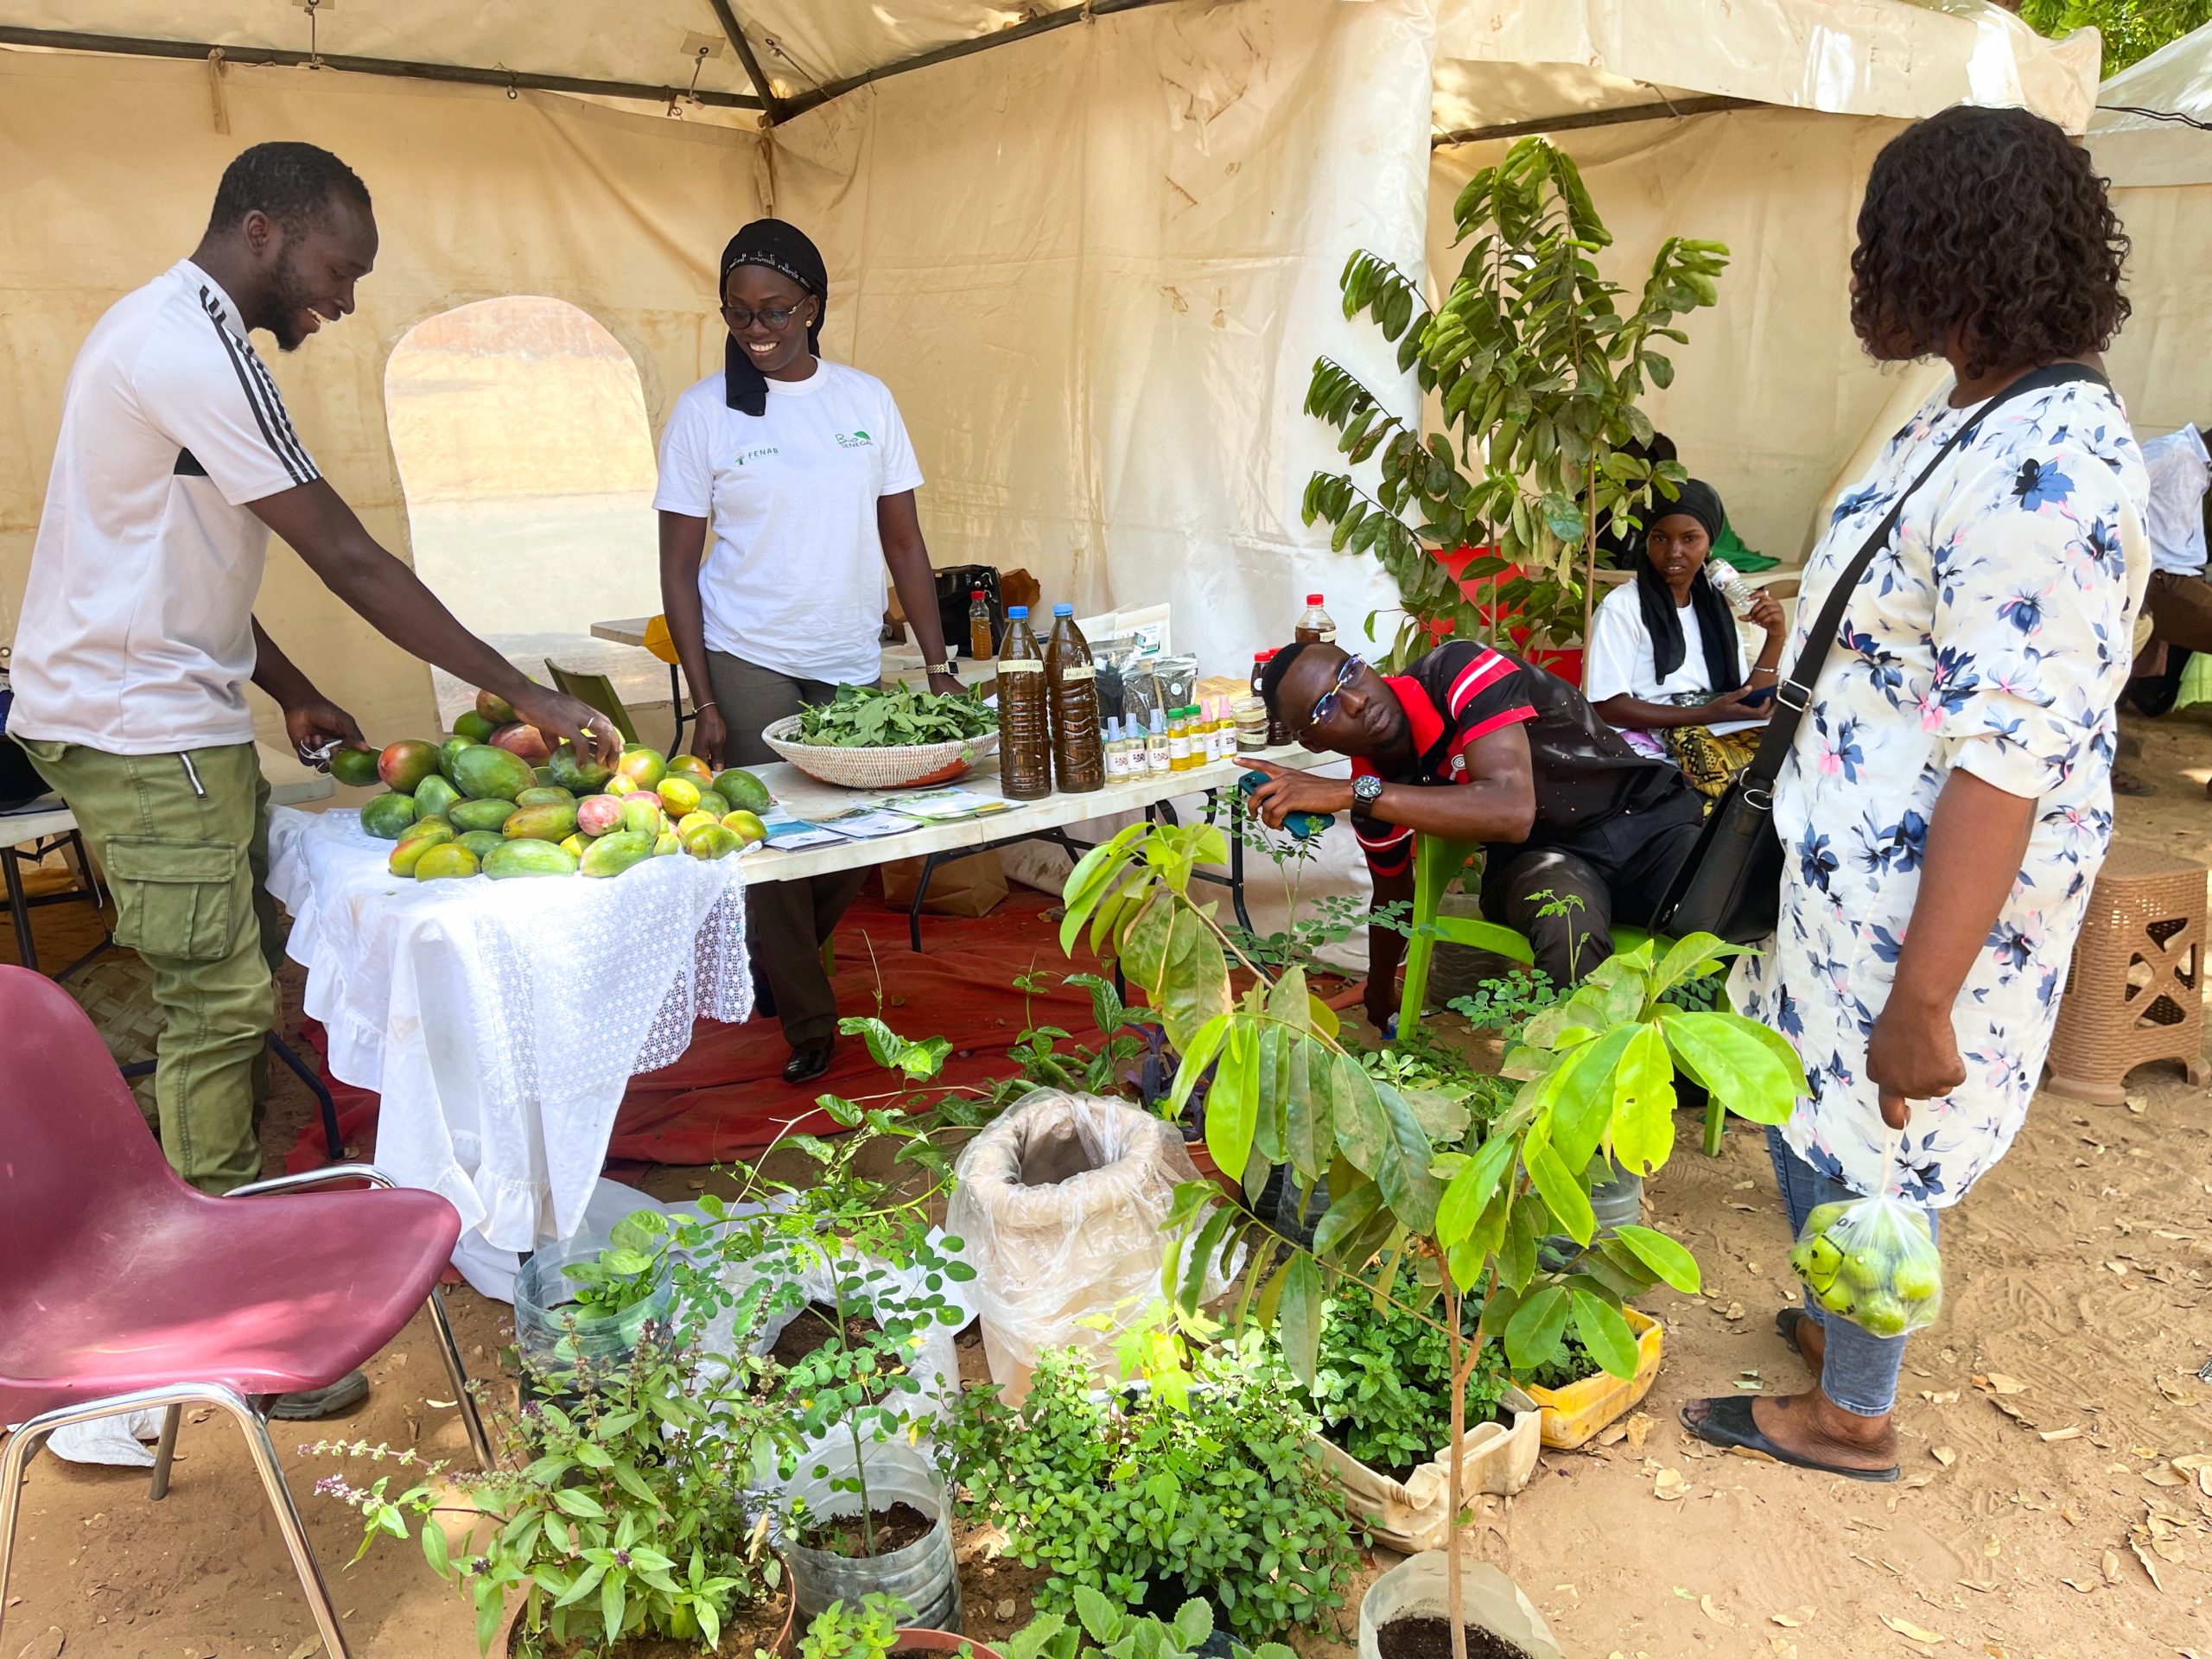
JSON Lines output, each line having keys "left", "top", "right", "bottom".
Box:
{"left": 10, "top": 145, "right": 619, "bottom": 1415}
{"left": 2133, "top": 423, "right": 2212, "bottom": 677}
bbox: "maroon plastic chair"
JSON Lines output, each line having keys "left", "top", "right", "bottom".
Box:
{"left": 0, "top": 965, "right": 491, "bottom": 1659}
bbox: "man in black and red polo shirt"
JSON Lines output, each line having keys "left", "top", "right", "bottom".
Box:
{"left": 1250, "top": 639, "right": 1704, "bottom": 1029}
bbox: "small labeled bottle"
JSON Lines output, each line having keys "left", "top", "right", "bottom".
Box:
{"left": 1107, "top": 717, "right": 1134, "bottom": 779}
{"left": 1210, "top": 696, "right": 1234, "bottom": 760}
{"left": 1045, "top": 603, "right": 1104, "bottom": 793}
{"left": 968, "top": 588, "right": 995, "bottom": 660}
{"left": 1146, "top": 709, "right": 1171, "bottom": 775}
{"left": 1294, "top": 593, "right": 1337, "bottom": 645}
{"left": 996, "top": 605, "right": 1052, "bottom": 800}
{"left": 1166, "top": 707, "right": 1192, "bottom": 772}
{"left": 1234, "top": 695, "right": 1270, "bottom": 753}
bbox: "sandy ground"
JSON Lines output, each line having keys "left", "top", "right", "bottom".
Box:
{"left": 3, "top": 709, "right": 2208, "bottom": 1659}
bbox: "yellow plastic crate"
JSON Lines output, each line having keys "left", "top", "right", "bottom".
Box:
{"left": 1520, "top": 1306, "right": 1664, "bottom": 1450}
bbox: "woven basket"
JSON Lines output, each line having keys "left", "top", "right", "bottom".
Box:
{"left": 760, "top": 715, "right": 999, "bottom": 791}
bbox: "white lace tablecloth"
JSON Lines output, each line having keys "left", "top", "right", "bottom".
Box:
{"left": 265, "top": 807, "right": 753, "bottom": 1249}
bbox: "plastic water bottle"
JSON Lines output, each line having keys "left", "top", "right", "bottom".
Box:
{"left": 997, "top": 606, "right": 1052, "bottom": 800}
{"left": 1045, "top": 604, "right": 1104, "bottom": 793}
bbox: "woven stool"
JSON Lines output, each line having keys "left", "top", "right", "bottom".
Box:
{"left": 2044, "top": 842, "right": 2208, "bottom": 1104}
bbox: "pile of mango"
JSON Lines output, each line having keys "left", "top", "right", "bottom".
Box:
{"left": 339, "top": 690, "right": 771, "bottom": 883}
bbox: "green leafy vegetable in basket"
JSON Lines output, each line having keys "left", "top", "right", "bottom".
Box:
{"left": 795, "top": 683, "right": 996, "bottom": 748}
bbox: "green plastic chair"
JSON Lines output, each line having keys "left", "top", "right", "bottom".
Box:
{"left": 543, "top": 660, "right": 640, "bottom": 747}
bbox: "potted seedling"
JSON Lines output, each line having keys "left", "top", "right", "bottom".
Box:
{"left": 1059, "top": 806, "right": 1801, "bottom": 1659}
{"left": 799, "top": 1593, "right": 1006, "bottom": 1659}
{"left": 1008, "top": 1586, "right": 1296, "bottom": 1659}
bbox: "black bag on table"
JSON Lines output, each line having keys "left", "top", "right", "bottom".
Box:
{"left": 1654, "top": 364, "right": 2107, "bottom": 944}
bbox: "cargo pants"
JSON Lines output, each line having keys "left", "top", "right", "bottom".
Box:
{"left": 20, "top": 738, "right": 282, "bottom": 1193}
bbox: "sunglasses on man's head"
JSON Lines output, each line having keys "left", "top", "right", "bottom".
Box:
{"left": 1309, "top": 655, "right": 1363, "bottom": 728}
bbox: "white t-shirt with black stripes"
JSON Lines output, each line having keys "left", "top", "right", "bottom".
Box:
{"left": 11, "top": 258, "right": 320, "bottom": 753}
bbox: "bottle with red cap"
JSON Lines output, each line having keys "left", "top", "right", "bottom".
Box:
{"left": 1294, "top": 594, "right": 1337, "bottom": 645}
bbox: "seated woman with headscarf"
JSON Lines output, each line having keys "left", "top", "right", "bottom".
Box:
{"left": 1583, "top": 479, "right": 1789, "bottom": 798}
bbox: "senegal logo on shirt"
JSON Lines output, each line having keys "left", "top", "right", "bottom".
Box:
{"left": 836, "top": 429, "right": 874, "bottom": 448}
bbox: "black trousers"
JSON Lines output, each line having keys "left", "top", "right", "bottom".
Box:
{"left": 1479, "top": 812, "right": 1705, "bottom": 988}
{"left": 707, "top": 651, "right": 875, "bottom": 1049}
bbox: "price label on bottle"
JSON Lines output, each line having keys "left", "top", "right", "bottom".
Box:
{"left": 998, "top": 660, "right": 1042, "bottom": 672}
{"left": 1059, "top": 664, "right": 1096, "bottom": 681}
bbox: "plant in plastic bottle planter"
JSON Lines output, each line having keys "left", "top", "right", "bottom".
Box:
{"left": 944, "top": 1086, "right": 1232, "bottom": 1403}
{"left": 783, "top": 1437, "right": 962, "bottom": 1632}
{"left": 1357, "top": 1552, "right": 1562, "bottom": 1659}
{"left": 1517, "top": 1306, "right": 1665, "bottom": 1451}
{"left": 512, "top": 1230, "right": 677, "bottom": 1382}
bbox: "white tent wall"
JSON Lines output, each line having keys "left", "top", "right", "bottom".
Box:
{"left": 0, "top": 48, "right": 766, "bottom": 747}
{"left": 2090, "top": 24, "right": 2212, "bottom": 442}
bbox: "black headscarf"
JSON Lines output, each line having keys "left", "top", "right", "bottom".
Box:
{"left": 719, "top": 219, "right": 827, "bottom": 416}
{"left": 1634, "top": 478, "right": 1741, "bottom": 691}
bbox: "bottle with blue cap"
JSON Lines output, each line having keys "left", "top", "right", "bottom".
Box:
{"left": 1045, "top": 603, "right": 1104, "bottom": 792}
{"left": 996, "top": 603, "right": 1052, "bottom": 799}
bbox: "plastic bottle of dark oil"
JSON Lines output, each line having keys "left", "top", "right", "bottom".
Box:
{"left": 996, "top": 606, "right": 1053, "bottom": 800}
{"left": 1045, "top": 603, "right": 1105, "bottom": 793}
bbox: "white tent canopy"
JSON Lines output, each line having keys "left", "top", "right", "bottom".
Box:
{"left": 0, "top": 0, "right": 2101, "bottom": 752}
{"left": 2088, "top": 22, "right": 2212, "bottom": 441}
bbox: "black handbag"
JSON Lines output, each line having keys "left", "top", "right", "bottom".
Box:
{"left": 1653, "top": 363, "right": 2107, "bottom": 944}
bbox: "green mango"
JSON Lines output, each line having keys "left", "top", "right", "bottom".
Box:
{"left": 457, "top": 830, "right": 507, "bottom": 861}
{"left": 436, "top": 734, "right": 480, "bottom": 783}
{"left": 451, "top": 744, "right": 537, "bottom": 804}
{"left": 619, "top": 797, "right": 666, "bottom": 839}
{"left": 330, "top": 747, "right": 382, "bottom": 789}
{"left": 693, "top": 789, "right": 730, "bottom": 819}
{"left": 484, "top": 839, "right": 579, "bottom": 880}
{"left": 547, "top": 743, "right": 614, "bottom": 793}
{"left": 388, "top": 823, "right": 454, "bottom": 876}
{"left": 652, "top": 830, "right": 682, "bottom": 856}
{"left": 414, "top": 843, "right": 480, "bottom": 881}
{"left": 413, "top": 774, "right": 463, "bottom": 821}
{"left": 452, "top": 709, "right": 499, "bottom": 744}
{"left": 359, "top": 793, "right": 419, "bottom": 840}
{"left": 378, "top": 739, "right": 441, "bottom": 794}
{"left": 712, "top": 767, "right": 772, "bottom": 814}
{"left": 533, "top": 766, "right": 557, "bottom": 789}
{"left": 503, "top": 801, "right": 581, "bottom": 842}
{"left": 674, "top": 810, "right": 719, "bottom": 841}
{"left": 558, "top": 832, "right": 591, "bottom": 860}
{"left": 684, "top": 823, "right": 741, "bottom": 861}
{"left": 450, "top": 798, "right": 518, "bottom": 834}
{"left": 616, "top": 746, "right": 668, "bottom": 791}
{"left": 579, "top": 830, "right": 652, "bottom": 879}
{"left": 515, "top": 785, "right": 575, "bottom": 808}
{"left": 397, "top": 815, "right": 452, "bottom": 843}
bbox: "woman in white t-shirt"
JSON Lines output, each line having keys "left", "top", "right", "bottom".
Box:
{"left": 1582, "top": 479, "right": 1788, "bottom": 798}
{"left": 655, "top": 219, "right": 958, "bottom": 1083}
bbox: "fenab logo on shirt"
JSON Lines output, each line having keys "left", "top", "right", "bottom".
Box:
{"left": 730, "top": 444, "right": 780, "bottom": 467}
{"left": 836, "top": 429, "right": 874, "bottom": 449}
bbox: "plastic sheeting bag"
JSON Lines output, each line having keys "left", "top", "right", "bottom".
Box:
{"left": 944, "top": 1087, "right": 1230, "bottom": 1402}
{"left": 1789, "top": 1193, "right": 1942, "bottom": 1338}
{"left": 1788, "top": 1134, "right": 1942, "bottom": 1338}
{"left": 1356, "top": 1550, "right": 1562, "bottom": 1659}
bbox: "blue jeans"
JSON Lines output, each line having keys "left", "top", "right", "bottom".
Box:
{"left": 1765, "top": 1127, "right": 1938, "bottom": 1418}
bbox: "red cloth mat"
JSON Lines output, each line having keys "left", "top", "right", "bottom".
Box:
{"left": 286, "top": 885, "right": 1107, "bottom": 1173}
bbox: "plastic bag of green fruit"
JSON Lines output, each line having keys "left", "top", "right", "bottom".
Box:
{"left": 1787, "top": 1192, "right": 1942, "bottom": 1339}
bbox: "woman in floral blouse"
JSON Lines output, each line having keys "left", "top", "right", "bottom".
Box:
{"left": 1681, "top": 106, "right": 2150, "bottom": 1479}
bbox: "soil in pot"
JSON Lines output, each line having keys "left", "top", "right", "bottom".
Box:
{"left": 1374, "top": 1615, "right": 1535, "bottom": 1659}
{"left": 769, "top": 1308, "right": 911, "bottom": 1406}
{"left": 789, "top": 1500, "right": 936, "bottom": 1558}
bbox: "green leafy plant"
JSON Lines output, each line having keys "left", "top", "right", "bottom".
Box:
{"left": 1308, "top": 1281, "right": 1510, "bottom": 1476}
{"left": 1059, "top": 820, "right": 1803, "bottom": 1659}
{"left": 798, "top": 1594, "right": 913, "bottom": 1659}
{"left": 1225, "top": 811, "right": 1412, "bottom": 977}
{"left": 310, "top": 1314, "right": 788, "bottom": 1655}
{"left": 947, "top": 1330, "right": 1360, "bottom": 1640}
{"left": 1301, "top": 136, "right": 1726, "bottom": 657}
{"left": 796, "top": 683, "right": 995, "bottom": 747}
{"left": 560, "top": 1209, "right": 677, "bottom": 1318}
{"left": 1009, "top": 1586, "right": 1296, "bottom": 1659}
{"left": 978, "top": 970, "right": 1155, "bottom": 1111}
{"left": 1446, "top": 968, "right": 1561, "bottom": 1037}
{"left": 2019, "top": 0, "right": 2212, "bottom": 73}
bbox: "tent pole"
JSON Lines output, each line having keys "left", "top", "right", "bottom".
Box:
{"left": 1433, "top": 95, "right": 1758, "bottom": 149}
{"left": 0, "top": 26, "right": 763, "bottom": 111}
{"left": 704, "top": 0, "right": 786, "bottom": 124}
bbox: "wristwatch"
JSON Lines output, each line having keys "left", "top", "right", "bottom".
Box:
{"left": 1351, "top": 773, "right": 1384, "bottom": 810}
{"left": 924, "top": 661, "right": 955, "bottom": 676}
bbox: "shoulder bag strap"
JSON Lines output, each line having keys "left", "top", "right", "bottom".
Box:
{"left": 1738, "top": 361, "right": 2109, "bottom": 798}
